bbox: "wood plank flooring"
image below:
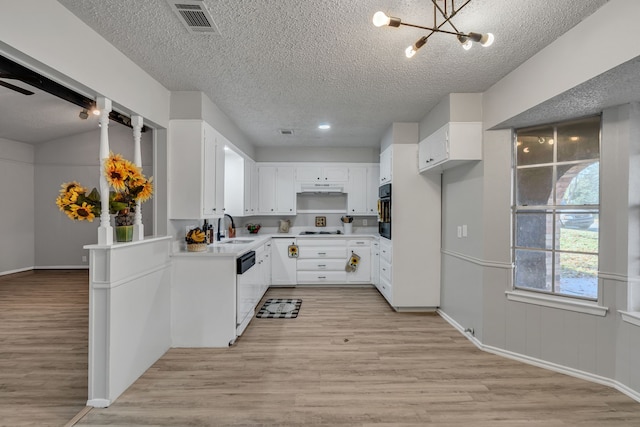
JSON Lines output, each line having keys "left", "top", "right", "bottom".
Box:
{"left": 76, "top": 286, "right": 640, "bottom": 426}
{"left": 2, "top": 271, "right": 639, "bottom": 426}
{"left": 0, "top": 270, "right": 89, "bottom": 427}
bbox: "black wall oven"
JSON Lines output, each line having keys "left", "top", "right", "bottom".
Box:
{"left": 378, "top": 183, "right": 391, "bottom": 239}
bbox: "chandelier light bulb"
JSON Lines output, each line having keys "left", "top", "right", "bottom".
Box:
{"left": 405, "top": 45, "right": 417, "bottom": 58}
{"left": 462, "top": 40, "right": 472, "bottom": 50}
{"left": 372, "top": 11, "right": 390, "bottom": 27}
{"left": 480, "top": 33, "right": 495, "bottom": 47}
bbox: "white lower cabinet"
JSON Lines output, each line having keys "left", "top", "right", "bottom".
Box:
{"left": 271, "top": 237, "right": 297, "bottom": 286}
{"left": 347, "top": 239, "right": 371, "bottom": 283}
{"left": 296, "top": 238, "right": 347, "bottom": 284}
{"left": 371, "top": 240, "right": 380, "bottom": 287}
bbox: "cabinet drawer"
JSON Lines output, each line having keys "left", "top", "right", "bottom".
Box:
{"left": 380, "top": 260, "right": 392, "bottom": 283}
{"left": 297, "top": 271, "right": 347, "bottom": 283}
{"left": 347, "top": 239, "right": 370, "bottom": 247}
{"left": 297, "top": 238, "right": 347, "bottom": 247}
{"left": 297, "top": 259, "right": 345, "bottom": 271}
{"left": 298, "top": 247, "right": 347, "bottom": 259}
{"left": 378, "top": 277, "right": 393, "bottom": 302}
{"left": 380, "top": 244, "right": 392, "bottom": 263}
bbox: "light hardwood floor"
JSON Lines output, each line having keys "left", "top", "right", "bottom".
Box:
{"left": 0, "top": 270, "right": 89, "bottom": 427}
{"left": 77, "top": 286, "right": 640, "bottom": 426}
{"left": 2, "top": 271, "right": 640, "bottom": 426}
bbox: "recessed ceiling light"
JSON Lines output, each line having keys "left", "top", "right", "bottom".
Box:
{"left": 318, "top": 123, "right": 331, "bottom": 130}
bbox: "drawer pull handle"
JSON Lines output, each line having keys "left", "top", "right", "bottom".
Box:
{"left": 318, "top": 252, "right": 326, "bottom": 255}
{"left": 318, "top": 276, "right": 326, "bottom": 279}
{"left": 318, "top": 264, "right": 326, "bottom": 267}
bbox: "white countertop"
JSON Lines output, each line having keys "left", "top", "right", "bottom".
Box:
{"left": 171, "top": 233, "right": 379, "bottom": 257}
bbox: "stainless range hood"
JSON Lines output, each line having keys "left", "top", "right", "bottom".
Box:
{"left": 296, "top": 182, "right": 345, "bottom": 194}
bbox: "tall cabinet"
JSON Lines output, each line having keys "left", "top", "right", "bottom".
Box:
{"left": 376, "top": 126, "right": 441, "bottom": 310}
{"left": 168, "top": 120, "right": 225, "bottom": 219}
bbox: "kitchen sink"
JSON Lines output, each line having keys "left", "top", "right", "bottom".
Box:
{"left": 221, "top": 239, "right": 254, "bottom": 244}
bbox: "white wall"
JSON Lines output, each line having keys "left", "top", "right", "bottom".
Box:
{"left": 255, "top": 146, "right": 379, "bottom": 163}
{"left": 0, "top": 139, "right": 35, "bottom": 274}
{"left": 34, "top": 124, "right": 154, "bottom": 268}
{"left": 0, "top": 0, "right": 170, "bottom": 129}
{"left": 434, "top": 0, "right": 640, "bottom": 401}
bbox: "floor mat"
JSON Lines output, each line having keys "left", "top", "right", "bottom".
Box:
{"left": 256, "top": 298, "right": 302, "bottom": 318}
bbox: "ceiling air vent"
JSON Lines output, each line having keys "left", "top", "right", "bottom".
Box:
{"left": 167, "top": 0, "right": 219, "bottom": 35}
{"left": 279, "top": 129, "right": 294, "bottom": 135}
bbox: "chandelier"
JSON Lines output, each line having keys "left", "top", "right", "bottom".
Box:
{"left": 372, "top": 0, "right": 494, "bottom": 58}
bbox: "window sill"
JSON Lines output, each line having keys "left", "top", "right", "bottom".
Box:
{"left": 620, "top": 311, "right": 640, "bottom": 327}
{"left": 505, "top": 291, "right": 608, "bottom": 316}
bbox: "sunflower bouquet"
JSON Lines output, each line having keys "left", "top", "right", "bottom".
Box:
{"left": 56, "top": 153, "right": 153, "bottom": 224}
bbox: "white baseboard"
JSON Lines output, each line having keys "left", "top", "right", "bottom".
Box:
{"left": 0, "top": 266, "right": 34, "bottom": 277}
{"left": 86, "top": 398, "right": 111, "bottom": 408}
{"left": 34, "top": 265, "right": 89, "bottom": 270}
{"left": 437, "top": 308, "right": 640, "bottom": 404}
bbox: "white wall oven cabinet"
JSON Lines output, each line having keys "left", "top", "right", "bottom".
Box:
{"left": 418, "top": 122, "right": 482, "bottom": 172}
{"left": 168, "top": 120, "right": 225, "bottom": 219}
{"left": 257, "top": 166, "right": 296, "bottom": 215}
{"left": 379, "top": 146, "right": 392, "bottom": 184}
{"left": 271, "top": 237, "right": 297, "bottom": 286}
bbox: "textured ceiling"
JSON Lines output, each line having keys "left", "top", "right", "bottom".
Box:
{"left": 2, "top": 1, "right": 613, "bottom": 146}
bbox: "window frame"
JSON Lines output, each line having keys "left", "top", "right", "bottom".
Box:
{"left": 511, "top": 115, "right": 602, "bottom": 302}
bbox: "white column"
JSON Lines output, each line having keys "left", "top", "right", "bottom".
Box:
{"left": 97, "top": 97, "right": 113, "bottom": 245}
{"left": 132, "top": 115, "right": 144, "bottom": 241}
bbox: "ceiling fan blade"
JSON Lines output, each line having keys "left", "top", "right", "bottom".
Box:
{"left": 0, "top": 80, "right": 35, "bottom": 95}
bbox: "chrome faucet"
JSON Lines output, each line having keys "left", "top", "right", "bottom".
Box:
{"left": 216, "top": 214, "right": 235, "bottom": 241}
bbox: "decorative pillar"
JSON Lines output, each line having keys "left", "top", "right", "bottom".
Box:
{"left": 132, "top": 115, "right": 144, "bottom": 241}
{"left": 97, "top": 97, "right": 113, "bottom": 245}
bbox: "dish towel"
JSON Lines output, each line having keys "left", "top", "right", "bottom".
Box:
{"left": 345, "top": 251, "right": 360, "bottom": 272}
{"left": 288, "top": 244, "right": 299, "bottom": 258}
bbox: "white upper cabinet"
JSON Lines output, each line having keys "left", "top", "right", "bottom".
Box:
{"left": 258, "top": 166, "right": 296, "bottom": 215}
{"left": 347, "top": 165, "right": 379, "bottom": 216}
{"left": 418, "top": 122, "right": 482, "bottom": 172}
{"left": 296, "top": 165, "right": 348, "bottom": 182}
{"left": 169, "top": 120, "right": 225, "bottom": 219}
{"left": 379, "top": 146, "right": 392, "bottom": 184}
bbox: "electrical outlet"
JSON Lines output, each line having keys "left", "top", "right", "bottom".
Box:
{"left": 362, "top": 219, "right": 368, "bottom": 226}
{"left": 82, "top": 255, "right": 87, "bottom": 263}
{"left": 457, "top": 226, "right": 462, "bottom": 238}
{"left": 462, "top": 224, "right": 468, "bottom": 237}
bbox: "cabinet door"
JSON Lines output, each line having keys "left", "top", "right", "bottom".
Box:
{"left": 418, "top": 137, "right": 432, "bottom": 171}
{"left": 243, "top": 158, "right": 254, "bottom": 216}
{"left": 296, "top": 166, "right": 323, "bottom": 181}
{"left": 347, "top": 167, "right": 367, "bottom": 215}
{"left": 430, "top": 125, "right": 449, "bottom": 165}
{"left": 271, "top": 238, "right": 297, "bottom": 286}
{"left": 347, "top": 245, "right": 371, "bottom": 283}
{"left": 380, "top": 147, "right": 392, "bottom": 184}
{"left": 214, "top": 133, "right": 226, "bottom": 214}
{"left": 202, "top": 131, "right": 218, "bottom": 216}
{"left": 366, "top": 165, "right": 380, "bottom": 215}
{"left": 323, "top": 166, "right": 348, "bottom": 182}
{"left": 371, "top": 242, "right": 380, "bottom": 286}
{"left": 276, "top": 167, "right": 296, "bottom": 214}
{"left": 250, "top": 161, "right": 259, "bottom": 214}
{"left": 258, "top": 166, "right": 277, "bottom": 213}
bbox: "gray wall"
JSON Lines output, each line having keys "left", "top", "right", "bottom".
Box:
{"left": 430, "top": 6, "right": 640, "bottom": 399}
{"left": 34, "top": 123, "right": 154, "bottom": 268}
{"left": 0, "top": 138, "right": 35, "bottom": 274}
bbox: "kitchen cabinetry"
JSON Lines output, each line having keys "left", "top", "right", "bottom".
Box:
{"left": 242, "top": 158, "right": 259, "bottom": 216}
{"left": 169, "top": 120, "right": 225, "bottom": 219}
{"left": 296, "top": 165, "right": 348, "bottom": 182}
{"left": 346, "top": 239, "right": 371, "bottom": 283}
{"left": 379, "top": 146, "right": 392, "bottom": 184}
{"left": 418, "top": 122, "right": 482, "bottom": 172}
{"left": 257, "top": 241, "right": 272, "bottom": 294}
{"left": 258, "top": 166, "right": 296, "bottom": 215}
{"left": 347, "top": 165, "right": 380, "bottom": 215}
{"left": 297, "top": 238, "right": 348, "bottom": 284}
{"left": 271, "top": 237, "right": 297, "bottom": 286}
{"left": 371, "top": 240, "right": 380, "bottom": 287}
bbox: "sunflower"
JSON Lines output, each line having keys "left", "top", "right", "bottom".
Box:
{"left": 60, "top": 181, "right": 85, "bottom": 195}
{"left": 135, "top": 177, "right": 154, "bottom": 203}
{"left": 69, "top": 202, "right": 96, "bottom": 222}
{"left": 104, "top": 153, "right": 129, "bottom": 191}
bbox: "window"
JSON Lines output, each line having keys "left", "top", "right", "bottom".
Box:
{"left": 513, "top": 116, "right": 600, "bottom": 300}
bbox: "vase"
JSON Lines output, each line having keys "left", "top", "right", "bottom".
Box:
{"left": 115, "top": 225, "right": 133, "bottom": 242}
